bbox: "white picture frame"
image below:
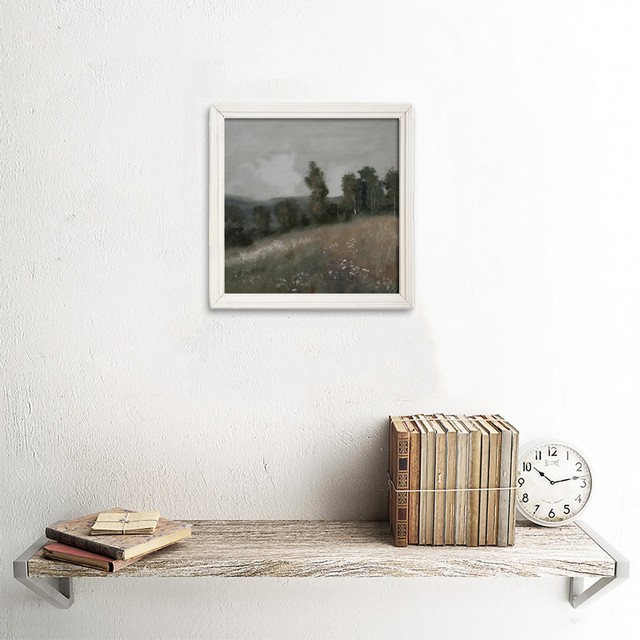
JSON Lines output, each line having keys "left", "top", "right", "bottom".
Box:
{"left": 209, "top": 103, "right": 414, "bottom": 309}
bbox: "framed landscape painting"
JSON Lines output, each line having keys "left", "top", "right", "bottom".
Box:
{"left": 209, "top": 103, "right": 414, "bottom": 309}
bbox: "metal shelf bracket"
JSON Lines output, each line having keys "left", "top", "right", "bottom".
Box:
{"left": 13, "top": 537, "right": 74, "bottom": 609}
{"left": 570, "top": 522, "right": 629, "bottom": 608}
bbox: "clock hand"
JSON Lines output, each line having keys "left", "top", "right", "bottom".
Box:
{"left": 534, "top": 467, "right": 554, "bottom": 484}
{"left": 554, "top": 475, "right": 585, "bottom": 484}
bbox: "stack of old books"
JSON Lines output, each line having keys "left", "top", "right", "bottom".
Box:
{"left": 389, "top": 414, "right": 519, "bottom": 548}
{"left": 42, "top": 508, "right": 192, "bottom": 572}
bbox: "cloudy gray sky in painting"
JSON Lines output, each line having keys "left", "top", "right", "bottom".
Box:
{"left": 225, "top": 119, "right": 398, "bottom": 201}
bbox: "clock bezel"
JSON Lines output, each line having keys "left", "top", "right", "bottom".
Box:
{"left": 515, "top": 439, "right": 593, "bottom": 527}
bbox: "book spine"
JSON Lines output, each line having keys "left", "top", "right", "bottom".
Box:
{"left": 471, "top": 415, "right": 501, "bottom": 546}
{"left": 433, "top": 425, "right": 446, "bottom": 546}
{"left": 444, "top": 425, "right": 457, "bottom": 545}
{"left": 466, "top": 425, "right": 482, "bottom": 547}
{"left": 508, "top": 425, "right": 519, "bottom": 546}
{"left": 43, "top": 549, "right": 111, "bottom": 572}
{"left": 43, "top": 549, "right": 142, "bottom": 572}
{"left": 495, "top": 420, "right": 512, "bottom": 548}
{"left": 455, "top": 430, "right": 469, "bottom": 545}
{"left": 389, "top": 418, "right": 397, "bottom": 539}
{"left": 396, "top": 428, "right": 410, "bottom": 547}
{"left": 493, "top": 415, "right": 519, "bottom": 546}
{"left": 392, "top": 421, "right": 410, "bottom": 547}
{"left": 413, "top": 416, "right": 428, "bottom": 546}
{"left": 44, "top": 527, "right": 124, "bottom": 560}
{"left": 406, "top": 419, "right": 420, "bottom": 545}
{"left": 486, "top": 427, "right": 501, "bottom": 546}
{"left": 425, "top": 427, "right": 436, "bottom": 545}
{"left": 477, "top": 424, "right": 489, "bottom": 546}
{"left": 388, "top": 417, "right": 394, "bottom": 535}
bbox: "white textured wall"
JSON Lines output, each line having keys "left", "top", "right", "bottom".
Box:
{"left": 1, "top": 1, "right": 639, "bottom": 638}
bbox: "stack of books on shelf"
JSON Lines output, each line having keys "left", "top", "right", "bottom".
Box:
{"left": 42, "top": 508, "right": 192, "bottom": 572}
{"left": 389, "top": 414, "right": 519, "bottom": 548}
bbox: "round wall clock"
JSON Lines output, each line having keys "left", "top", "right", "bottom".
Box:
{"left": 515, "top": 440, "right": 592, "bottom": 526}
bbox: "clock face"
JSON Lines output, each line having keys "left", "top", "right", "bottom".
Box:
{"left": 516, "top": 442, "right": 592, "bottom": 526}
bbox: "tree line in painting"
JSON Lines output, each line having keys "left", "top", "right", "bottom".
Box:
{"left": 225, "top": 162, "right": 399, "bottom": 248}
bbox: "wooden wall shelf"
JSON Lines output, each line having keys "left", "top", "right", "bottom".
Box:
{"left": 14, "top": 520, "right": 628, "bottom": 610}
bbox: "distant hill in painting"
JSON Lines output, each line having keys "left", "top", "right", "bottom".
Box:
{"left": 226, "top": 194, "right": 343, "bottom": 225}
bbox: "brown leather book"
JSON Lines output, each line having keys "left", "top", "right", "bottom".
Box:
{"left": 388, "top": 418, "right": 410, "bottom": 547}
{"left": 403, "top": 417, "right": 421, "bottom": 545}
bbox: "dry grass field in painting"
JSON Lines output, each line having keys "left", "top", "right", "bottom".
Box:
{"left": 225, "top": 215, "right": 399, "bottom": 294}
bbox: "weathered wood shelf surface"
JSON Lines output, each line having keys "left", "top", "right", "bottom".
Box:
{"left": 27, "top": 520, "right": 615, "bottom": 579}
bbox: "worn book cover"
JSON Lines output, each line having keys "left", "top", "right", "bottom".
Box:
{"left": 428, "top": 415, "right": 447, "bottom": 546}
{"left": 472, "top": 416, "right": 501, "bottom": 546}
{"left": 389, "top": 418, "right": 410, "bottom": 547}
{"left": 492, "top": 414, "right": 519, "bottom": 546}
{"left": 418, "top": 415, "right": 437, "bottom": 546}
{"left": 45, "top": 509, "right": 191, "bottom": 560}
{"left": 437, "top": 414, "right": 458, "bottom": 545}
{"left": 470, "top": 416, "right": 490, "bottom": 546}
{"left": 448, "top": 415, "right": 470, "bottom": 546}
{"left": 388, "top": 416, "right": 397, "bottom": 537}
{"left": 42, "top": 542, "right": 149, "bottom": 572}
{"left": 411, "top": 416, "right": 428, "bottom": 545}
{"left": 495, "top": 416, "right": 514, "bottom": 547}
{"left": 460, "top": 416, "right": 482, "bottom": 547}
{"left": 404, "top": 417, "right": 421, "bottom": 545}
{"left": 482, "top": 415, "right": 512, "bottom": 547}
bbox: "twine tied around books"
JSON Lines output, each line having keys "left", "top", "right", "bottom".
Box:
{"left": 387, "top": 474, "right": 516, "bottom": 494}
{"left": 117, "top": 512, "right": 132, "bottom": 532}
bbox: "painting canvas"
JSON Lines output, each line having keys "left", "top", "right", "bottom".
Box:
{"left": 210, "top": 104, "right": 414, "bottom": 309}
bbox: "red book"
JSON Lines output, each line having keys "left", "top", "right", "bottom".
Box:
{"left": 42, "top": 542, "right": 146, "bottom": 572}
